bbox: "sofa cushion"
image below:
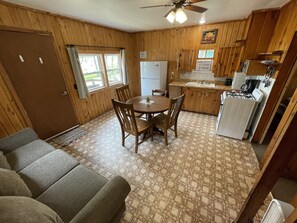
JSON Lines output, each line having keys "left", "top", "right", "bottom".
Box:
{"left": 0, "top": 168, "right": 32, "bottom": 197}
{"left": 0, "top": 196, "right": 63, "bottom": 223}
{"left": 0, "top": 151, "right": 11, "bottom": 169}
{"left": 0, "top": 128, "right": 39, "bottom": 154}
{"left": 37, "top": 165, "right": 108, "bottom": 222}
{"left": 5, "top": 139, "right": 54, "bottom": 172}
{"left": 19, "top": 150, "right": 79, "bottom": 198}
{"left": 70, "top": 176, "right": 131, "bottom": 223}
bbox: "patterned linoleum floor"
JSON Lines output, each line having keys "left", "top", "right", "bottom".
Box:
{"left": 50, "top": 110, "right": 270, "bottom": 223}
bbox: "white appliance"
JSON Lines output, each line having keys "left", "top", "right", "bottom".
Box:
{"left": 261, "top": 199, "right": 294, "bottom": 223}
{"left": 140, "top": 61, "right": 168, "bottom": 96}
{"left": 232, "top": 72, "right": 246, "bottom": 90}
{"left": 216, "top": 89, "right": 263, "bottom": 140}
{"left": 249, "top": 78, "right": 275, "bottom": 140}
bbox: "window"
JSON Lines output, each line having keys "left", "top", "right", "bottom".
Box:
{"left": 79, "top": 54, "right": 105, "bottom": 91}
{"left": 104, "top": 54, "right": 122, "bottom": 85}
{"left": 195, "top": 49, "right": 215, "bottom": 71}
{"left": 78, "top": 52, "right": 123, "bottom": 92}
{"left": 198, "top": 49, "right": 215, "bottom": 59}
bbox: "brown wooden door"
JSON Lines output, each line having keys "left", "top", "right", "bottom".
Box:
{"left": 0, "top": 30, "right": 78, "bottom": 139}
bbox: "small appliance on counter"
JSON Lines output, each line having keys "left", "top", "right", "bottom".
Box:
{"left": 232, "top": 72, "right": 246, "bottom": 90}
{"left": 224, "top": 78, "right": 232, "bottom": 86}
{"left": 241, "top": 79, "right": 260, "bottom": 94}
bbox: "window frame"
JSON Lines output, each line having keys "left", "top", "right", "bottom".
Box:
{"left": 78, "top": 49, "right": 123, "bottom": 93}
{"left": 103, "top": 53, "right": 123, "bottom": 86}
{"left": 78, "top": 53, "right": 106, "bottom": 92}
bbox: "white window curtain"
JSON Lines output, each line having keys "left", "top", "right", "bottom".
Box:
{"left": 66, "top": 46, "right": 90, "bottom": 99}
{"left": 120, "top": 49, "right": 128, "bottom": 85}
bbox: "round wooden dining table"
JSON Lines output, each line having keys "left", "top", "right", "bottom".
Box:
{"left": 126, "top": 96, "right": 170, "bottom": 116}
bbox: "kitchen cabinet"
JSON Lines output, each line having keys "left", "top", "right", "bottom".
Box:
{"left": 182, "top": 87, "right": 223, "bottom": 115}
{"left": 215, "top": 46, "right": 243, "bottom": 77}
{"left": 242, "top": 9, "right": 279, "bottom": 60}
{"left": 178, "top": 49, "right": 196, "bottom": 72}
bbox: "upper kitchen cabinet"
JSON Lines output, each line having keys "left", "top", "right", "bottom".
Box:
{"left": 178, "top": 49, "right": 196, "bottom": 72}
{"left": 215, "top": 46, "right": 243, "bottom": 77}
{"left": 242, "top": 9, "right": 280, "bottom": 60}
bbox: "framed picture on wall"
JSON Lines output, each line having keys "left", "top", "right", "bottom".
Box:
{"left": 201, "top": 29, "right": 218, "bottom": 44}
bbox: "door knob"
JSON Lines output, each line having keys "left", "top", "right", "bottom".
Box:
{"left": 61, "top": 91, "right": 68, "bottom": 96}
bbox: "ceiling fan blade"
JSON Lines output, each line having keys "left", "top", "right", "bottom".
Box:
{"left": 140, "top": 4, "right": 173, "bottom": 9}
{"left": 187, "top": 0, "right": 206, "bottom": 3}
{"left": 164, "top": 9, "right": 175, "bottom": 17}
{"left": 184, "top": 5, "right": 208, "bottom": 13}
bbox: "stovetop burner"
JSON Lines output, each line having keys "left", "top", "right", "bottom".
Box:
{"left": 225, "top": 91, "right": 255, "bottom": 100}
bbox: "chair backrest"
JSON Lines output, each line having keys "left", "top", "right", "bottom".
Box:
{"left": 112, "top": 99, "right": 138, "bottom": 134}
{"left": 116, "top": 85, "right": 132, "bottom": 102}
{"left": 166, "top": 94, "right": 185, "bottom": 127}
{"left": 152, "top": 89, "right": 167, "bottom": 97}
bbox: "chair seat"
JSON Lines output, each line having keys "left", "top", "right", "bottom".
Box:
{"left": 135, "top": 118, "right": 152, "bottom": 133}
{"left": 150, "top": 113, "right": 167, "bottom": 129}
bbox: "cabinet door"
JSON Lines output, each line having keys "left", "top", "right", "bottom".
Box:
{"left": 179, "top": 50, "right": 195, "bottom": 72}
{"left": 182, "top": 87, "right": 204, "bottom": 112}
{"left": 203, "top": 90, "right": 222, "bottom": 115}
{"left": 242, "top": 10, "right": 279, "bottom": 60}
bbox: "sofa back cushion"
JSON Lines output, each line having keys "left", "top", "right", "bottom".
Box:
{"left": 0, "top": 151, "right": 11, "bottom": 169}
{"left": 0, "top": 128, "right": 39, "bottom": 154}
{"left": 0, "top": 168, "right": 32, "bottom": 197}
{"left": 0, "top": 196, "right": 64, "bottom": 223}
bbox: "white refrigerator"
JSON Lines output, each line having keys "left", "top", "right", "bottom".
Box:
{"left": 140, "top": 61, "right": 168, "bottom": 96}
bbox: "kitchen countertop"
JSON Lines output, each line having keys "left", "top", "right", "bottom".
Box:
{"left": 169, "top": 80, "right": 232, "bottom": 91}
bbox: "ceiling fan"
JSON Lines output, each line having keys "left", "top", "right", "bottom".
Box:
{"left": 140, "top": 0, "right": 208, "bottom": 24}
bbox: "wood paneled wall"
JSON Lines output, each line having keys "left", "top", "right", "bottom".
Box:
{"left": 0, "top": 1, "right": 135, "bottom": 136}
{"left": 0, "top": 0, "right": 296, "bottom": 137}
{"left": 268, "top": 0, "right": 297, "bottom": 65}
{"left": 131, "top": 19, "right": 249, "bottom": 88}
{"left": 0, "top": 63, "right": 31, "bottom": 137}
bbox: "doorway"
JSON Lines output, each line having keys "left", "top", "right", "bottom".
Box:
{"left": 0, "top": 29, "right": 78, "bottom": 139}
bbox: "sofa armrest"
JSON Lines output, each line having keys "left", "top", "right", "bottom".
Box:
{"left": 0, "top": 128, "right": 39, "bottom": 154}
{"left": 70, "top": 176, "right": 131, "bottom": 223}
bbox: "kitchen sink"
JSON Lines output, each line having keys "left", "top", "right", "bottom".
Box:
{"left": 185, "top": 82, "right": 216, "bottom": 88}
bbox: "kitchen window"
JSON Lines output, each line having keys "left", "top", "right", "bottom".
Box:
{"left": 78, "top": 52, "right": 123, "bottom": 92}
{"left": 195, "top": 49, "right": 215, "bottom": 71}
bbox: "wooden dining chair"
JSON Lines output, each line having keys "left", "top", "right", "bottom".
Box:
{"left": 152, "top": 89, "right": 167, "bottom": 97}
{"left": 116, "top": 84, "right": 143, "bottom": 118}
{"left": 150, "top": 94, "right": 185, "bottom": 146}
{"left": 112, "top": 99, "right": 153, "bottom": 153}
{"left": 115, "top": 84, "right": 132, "bottom": 102}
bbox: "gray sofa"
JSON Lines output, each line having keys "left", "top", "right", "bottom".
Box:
{"left": 0, "top": 128, "right": 131, "bottom": 223}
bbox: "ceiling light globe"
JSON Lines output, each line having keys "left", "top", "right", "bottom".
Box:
{"left": 199, "top": 19, "right": 206, "bottom": 24}
{"left": 166, "top": 11, "right": 175, "bottom": 23}
{"left": 175, "top": 8, "right": 187, "bottom": 24}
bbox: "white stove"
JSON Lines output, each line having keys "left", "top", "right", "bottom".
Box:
{"left": 221, "top": 89, "right": 263, "bottom": 103}
{"left": 216, "top": 89, "right": 263, "bottom": 140}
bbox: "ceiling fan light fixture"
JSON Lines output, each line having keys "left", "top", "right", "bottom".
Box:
{"left": 199, "top": 18, "right": 206, "bottom": 24}
{"left": 166, "top": 11, "right": 176, "bottom": 23}
{"left": 175, "top": 8, "right": 187, "bottom": 24}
